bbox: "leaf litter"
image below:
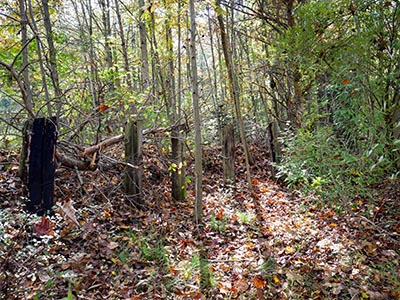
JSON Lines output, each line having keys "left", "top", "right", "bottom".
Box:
{"left": 0, "top": 146, "right": 399, "bottom": 299}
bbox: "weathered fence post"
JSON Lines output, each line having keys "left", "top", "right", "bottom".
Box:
{"left": 124, "top": 120, "right": 143, "bottom": 205}
{"left": 222, "top": 123, "right": 235, "bottom": 187}
{"left": 19, "top": 117, "right": 57, "bottom": 215}
{"left": 171, "top": 124, "right": 186, "bottom": 201}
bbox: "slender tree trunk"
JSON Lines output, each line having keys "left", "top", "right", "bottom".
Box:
{"left": 171, "top": 0, "right": 186, "bottom": 201}
{"left": 207, "top": 5, "right": 223, "bottom": 143}
{"left": 99, "top": 0, "right": 114, "bottom": 93}
{"left": 286, "top": 0, "right": 303, "bottom": 128}
{"left": 27, "top": 0, "right": 52, "bottom": 116}
{"left": 216, "top": 0, "right": 253, "bottom": 190}
{"left": 19, "top": 0, "right": 34, "bottom": 115}
{"left": 138, "top": 0, "right": 150, "bottom": 89}
{"left": 42, "top": 0, "right": 62, "bottom": 117}
{"left": 114, "top": 0, "right": 133, "bottom": 89}
{"left": 189, "top": 0, "right": 203, "bottom": 224}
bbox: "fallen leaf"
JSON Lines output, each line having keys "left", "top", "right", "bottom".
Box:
{"left": 108, "top": 241, "right": 119, "bottom": 250}
{"left": 235, "top": 278, "right": 249, "bottom": 293}
{"left": 33, "top": 215, "right": 54, "bottom": 236}
{"left": 58, "top": 199, "right": 80, "bottom": 227}
{"left": 218, "top": 281, "right": 232, "bottom": 295}
{"left": 216, "top": 209, "right": 224, "bottom": 220}
{"left": 252, "top": 277, "right": 266, "bottom": 289}
{"left": 285, "top": 246, "right": 296, "bottom": 255}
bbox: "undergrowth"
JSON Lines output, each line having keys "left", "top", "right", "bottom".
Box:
{"left": 275, "top": 126, "right": 399, "bottom": 204}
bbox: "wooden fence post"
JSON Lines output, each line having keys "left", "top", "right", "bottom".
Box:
{"left": 19, "top": 117, "right": 57, "bottom": 215}
{"left": 222, "top": 123, "right": 235, "bottom": 188}
{"left": 124, "top": 120, "right": 143, "bottom": 205}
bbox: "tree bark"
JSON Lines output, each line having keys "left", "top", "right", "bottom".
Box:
{"left": 19, "top": 0, "right": 34, "bottom": 115}
{"left": 115, "top": 0, "right": 133, "bottom": 89}
{"left": 42, "top": 0, "right": 62, "bottom": 117}
{"left": 216, "top": 0, "right": 253, "bottom": 190}
{"left": 189, "top": 0, "right": 203, "bottom": 224}
{"left": 27, "top": 0, "right": 52, "bottom": 116}
{"left": 138, "top": 0, "right": 150, "bottom": 89}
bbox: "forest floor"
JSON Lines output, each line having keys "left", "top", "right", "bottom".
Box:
{"left": 0, "top": 143, "right": 399, "bottom": 300}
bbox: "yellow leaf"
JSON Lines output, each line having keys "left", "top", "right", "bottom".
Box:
{"left": 329, "top": 223, "right": 337, "bottom": 227}
{"left": 118, "top": 225, "right": 130, "bottom": 230}
{"left": 361, "top": 291, "right": 369, "bottom": 299}
{"left": 285, "top": 246, "right": 296, "bottom": 254}
{"left": 111, "top": 257, "right": 119, "bottom": 264}
{"left": 246, "top": 242, "right": 254, "bottom": 250}
{"left": 272, "top": 276, "right": 280, "bottom": 284}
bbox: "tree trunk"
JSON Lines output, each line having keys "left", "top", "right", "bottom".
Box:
{"left": 125, "top": 121, "right": 143, "bottom": 206}
{"left": 42, "top": 0, "right": 62, "bottom": 116}
{"left": 138, "top": 0, "right": 150, "bottom": 89}
{"left": 115, "top": 0, "right": 133, "bottom": 89}
{"left": 189, "top": 0, "right": 203, "bottom": 224}
{"left": 216, "top": 0, "right": 253, "bottom": 190}
{"left": 99, "top": 0, "right": 114, "bottom": 93}
{"left": 27, "top": 0, "right": 52, "bottom": 116}
{"left": 19, "top": 0, "right": 34, "bottom": 115}
{"left": 169, "top": 1, "right": 186, "bottom": 200}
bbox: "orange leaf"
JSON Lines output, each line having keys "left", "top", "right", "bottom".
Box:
{"left": 252, "top": 178, "right": 259, "bottom": 185}
{"left": 216, "top": 209, "right": 224, "bottom": 220}
{"left": 342, "top": 79, "right": 350, "bottom": 85}
{"left": 97, "top": 104, "right": 110, "bottom": 112}
{"left": 252, "top": 277, "right": 266, "bottom": 289}
{"left": 329, "top": 223, "right": 337, "bottom": 227}
{"left": 326, "top": 211, "right": 334, "bottom": 217}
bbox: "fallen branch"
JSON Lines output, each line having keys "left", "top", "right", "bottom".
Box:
{"left": 55, "top": 149, "right": 91, "bottom": 170}
{"left": 80, "top": 123, "right": 188, "bottom": 157}
{"left": 81, "top": 134, "right": 124, "bottom": 157}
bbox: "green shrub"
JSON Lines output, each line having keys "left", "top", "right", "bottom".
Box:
{"left": 276, "top": 126, "right": 397, "bottom": 203}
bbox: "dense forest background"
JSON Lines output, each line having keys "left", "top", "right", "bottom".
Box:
{"left": 1, "top": 0, "right": 399, "bottom": 201}
{"left": 0, "top": 0, "right": 399, "bottom": 299}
